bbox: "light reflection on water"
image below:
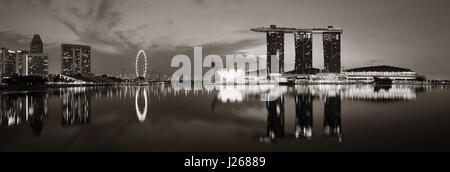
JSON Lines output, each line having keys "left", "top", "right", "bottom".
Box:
{"left": 0, "top": 84, "right": 449, "bottom": 151}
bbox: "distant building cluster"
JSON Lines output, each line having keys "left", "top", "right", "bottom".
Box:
{"left": 0, "top": 34, "right": 48, "bottom": 77}
{"left": 252, "top": 25, "right": 426, "bottom": 82}
{"left": 0, "top": 34, "right": 92, "bottom": 79}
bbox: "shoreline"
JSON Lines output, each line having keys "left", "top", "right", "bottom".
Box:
{"left": 0, "top": 81, "right": 448, "bottom": 92}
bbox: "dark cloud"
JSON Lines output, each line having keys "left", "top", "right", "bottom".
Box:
{"left": 193, "top": 0, "right": 207, "bottom": 6}
{"left": 2, "top": 0, "right": 52, "bottom": 10}
{"left": 0, "top": 31, "right": 32, "bottom": 50}
{"left": 56, "top": 0, "right": 138, "bottom": 54}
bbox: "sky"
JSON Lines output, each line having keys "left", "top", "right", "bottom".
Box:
{"left": 0, "top": 0, "right": 449, "bottom": 79}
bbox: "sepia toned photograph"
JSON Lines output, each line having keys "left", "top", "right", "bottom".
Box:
{"left": 1, "top": 0, "right": 450, "bottom": 161}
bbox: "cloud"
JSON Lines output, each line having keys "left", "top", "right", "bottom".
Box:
{"left": 54, "top": 0, "right": 139, "bottom": 54}
{"left": 193, "top": 0, "right": 207, "bottom": 6}
{"left": 0, "top": 31, "right": 33, "bottom": 50}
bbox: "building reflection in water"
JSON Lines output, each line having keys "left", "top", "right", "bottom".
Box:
{"left": 0, "top": 92, "right": 48, "bottom": 137}
{"left": 261, "top": 96, "right": 285, "bottom": 143}
{"left": 135, "top": 87, "right": 149, "bottom": 123}
{"left": 62, "top": 88, "right": 91, "bottom": 126}
{"left": 295, "top": 94, "right": 313, "bottom": 140}
{"left": 0, "top": 84, "right": 440, "bottom": 142}
{"left": 324, "top": 95, "right": 343, "bottom": 143}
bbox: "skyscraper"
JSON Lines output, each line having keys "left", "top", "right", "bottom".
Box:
{"left": 0, "top": 48, "right": 19, "bottom": 77}
{"left": 0, "top": 48, "right": 6, "bottom": 76}
{"left": 27, "top": 34, "right": 48, "bottom": 75}
{"left": 323, "top": 27, "right": 342, "bottom": 73}
{"left": 15, "top": 51, "right": 29, "bottom": 75}
{"left": 4, "top": 50, "right": 17, "bottom": 76}
{"left": 266, "top": 25, "right": 284, "bottom": 75}
{"left": 61, "top": 44, "right": 91, "bottom": 76}
{"left": 30, "top": 34, "right": 43, "bottom": 54}
{"left": 295, "top": 32, "right": 313, "bottom": 73}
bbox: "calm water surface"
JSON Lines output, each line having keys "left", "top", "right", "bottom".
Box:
{"left": 1, "top": 84, "right": 449, "bottom": 152}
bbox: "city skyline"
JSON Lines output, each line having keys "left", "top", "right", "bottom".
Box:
{"left": 0, "top": 0, "right": 450, "bottom": 79}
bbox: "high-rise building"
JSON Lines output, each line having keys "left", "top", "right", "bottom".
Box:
{"left": 61, "top": 44, "right": 91, "bottom": 76}
{"left": 266, "top": 25, "right": 284, "bottom": 75}
{"left": 323, "top": 27, "right": 342, "bottom": 73}
{"left": 295, "top": 32, "right": 313, "bottom": 73}
{"left": 27, "top": 34, "right": 48, "bottom": 76}
{"left": 4, "top": 50, "right": 17, "bottom": 76}
{"left": 27, "top": 54, "right": 48, "bottom": 75}
{"left": 0, "top": 49, "right": 30, "bottom": 77}
{"left": 15, "top": 51, "right": 29, "bottom": 75}
{"left": 0, "top": 48, "right": 6, "bottom": 76}
{"left": 0, "top": 48, "right": 19, "bottom": 77}
{"left": 30, "top": 34, "right": 43, "bottom": 54}
{"left": 252, "top": 25, "right": 343, "bottom": 74}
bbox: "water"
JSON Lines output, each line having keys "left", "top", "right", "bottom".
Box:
{"left": 1, "top": 84, "right": 449, "bottom": 152}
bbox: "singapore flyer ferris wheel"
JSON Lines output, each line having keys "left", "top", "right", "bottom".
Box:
{"left": 135, "top": 50, "right": 148, "bottom": 78}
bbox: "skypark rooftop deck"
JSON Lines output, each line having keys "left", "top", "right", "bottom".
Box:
{"left": 251, "top": 25, "right": 343, "bottom": 34}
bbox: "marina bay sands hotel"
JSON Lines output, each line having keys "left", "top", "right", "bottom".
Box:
{"left": 251, "top": 25, "right": 343, "bottom": 74}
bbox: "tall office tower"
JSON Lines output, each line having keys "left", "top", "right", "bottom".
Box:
{"left": 324, "top": 95, "right": 343, "bottom": 142}
{"left": 265, "top": 97, "right": 285, "bottom": 142}
{"left": 0, "top": 48, "right": 6, "bottom": 76}
{"left": 27, "top": 34, "right": 48, "bottom": 76}
{"left": 0, "top": 48, "right": 18, "bottom": 77}
{"left": 323, "top": 27, "right": 342, "bottom": 73}
{"left": 295, "top": 94, "right": 314, "bottom": 140}
{"left": 266, "top": 25, "right": 284, "bottom": 74}
{"left": 4, "top": 50, "right": 17, "bottom": 76}
{"left": 294, "top": 32, "right": 313, "bottom": 74}
{"left": 61, "top": 44, "right": 91, "bottom": 76}
{"left": 30, "top": 34, "right": 43, "bottom": 54}
{"left": 27, "top": 54, "right": 48, "bottom": 75}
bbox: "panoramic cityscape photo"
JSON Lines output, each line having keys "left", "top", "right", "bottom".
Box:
{"left": 1, "top": 0, "right": 450, "bottom": 159}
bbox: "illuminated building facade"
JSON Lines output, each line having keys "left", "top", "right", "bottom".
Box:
{"left": 252, "top": 25, "right": 343, "bottom": 75}
{"left": 266, "top": 25, "right": 284, "bottom": 74}
{"left": 0, "top": 48, "right": 9, "bottom": 76}
{"left": 62, "top": 44, "right": 91, "bottom": 76}
{"left": 294, "top": 32, "right": 313, "bottom": 73}
{"left": 0, "top": 49, "right": 31, "bottom": 77}
{"left": 28, "top": 54, "right": 48, "bottom": 75}
{"left": 323, "top": 31, "right": 342, "bottom": 73}
{"left": 344, "top": 65, "right": 417, "bottom": 82}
